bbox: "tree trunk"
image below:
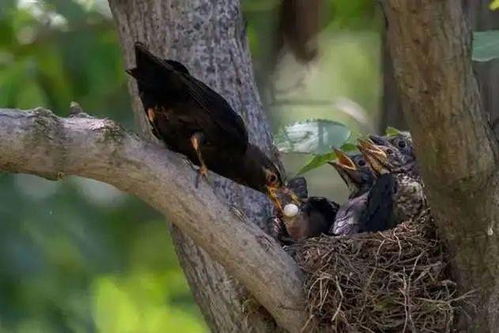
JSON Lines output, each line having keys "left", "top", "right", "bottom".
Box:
{"left": 108, "top": 1, "right": 283, "bottom": 331}
{"left": 380, "top": 0, "right": 499, "bottom": 135}
{"left": 379, "top": 26, "right": 406, "bottom": 132}
{"left": 382, "top": 1, "right": 499, "bottom": 330}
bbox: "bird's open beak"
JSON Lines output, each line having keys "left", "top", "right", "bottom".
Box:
{"left": 329, "top": 149, "right": 356, "bottom": 170}
{"left": 357, "top": 139, "right": 388, "bottom": 174}
{"left": 357, "top": 139, "right": 387, "bottom": 161}
{"left": 266, "top": 185, "right": 283, "bottom": 214}
{"left": 328, "top": 149, "right": 363, "bottom": 192}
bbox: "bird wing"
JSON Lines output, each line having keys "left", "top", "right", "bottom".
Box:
{"left": 178, "top": 73, "right": 249, "bottom": 152}
{"left": 127, "top": 43, "right": 248, "bottom": 152}
{"left": 306, "top": 197, "right": 339, "bottom": 223}
{"left": 360, "top": 173, "right": 395, "bottom": 232}
{"left": 303, "top": 197, "right": 339, "bottom": 236}
{"left": 330, "top": 194, "right": 367, "bottom": 236}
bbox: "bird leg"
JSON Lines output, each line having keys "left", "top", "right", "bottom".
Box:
{"left": 190, "top": 132, "right": 209, "bottom": 187}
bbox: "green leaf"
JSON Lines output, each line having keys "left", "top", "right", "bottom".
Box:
{"left": 297, "top": 152, "right": 336, "bottom": 175}
{"left": 385, "top": 126, "right": 401, "bottom": 136}
{"left": 296, "top": 142, "right": 359, "bottom": 175}
{"left": 490, "top": 0, "right": 499, "bottom": 10}
{"left": 473, "top": 30, "right": 499, "bottom": 62}
{"left": 275, "top": 119, "right": 351, "bottom": 154}
{"left": 340, "top": 142, "right": 357, "bottom": 152}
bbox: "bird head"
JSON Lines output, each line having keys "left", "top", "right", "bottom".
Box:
{"left": 242, "top": 145, "right": 301, "bottom": 214}
{"left": 263, "top": 167, "right": 303, "bottom": 213}
{"left": 263, "top": 165, "right": 283, "bottom": 192}
{"left": 329, "top": 149, "right": 374, "bottom": 197}
{"left": 286, "top": 177, "right": 308, "bottom": 200}
{"left": 384, "top": 133, "right": 415, "bottom": 162}
{"left": 357, "top": 138, "right": 409, "bottom": 175}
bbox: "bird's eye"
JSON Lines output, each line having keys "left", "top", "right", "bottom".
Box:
{"left": 357, "top": 159, "right": 366, "bottom": 167}
{"left": 268, "top": 173, "right": 278, "bottom": 185}
{"left": 398, "top": 141, "right": 406, "bottom": 148}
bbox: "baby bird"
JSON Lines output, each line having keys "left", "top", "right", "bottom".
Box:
{"left": 329, "top": 149, "right": 393, "bottom": 235}
{"left": 358, "top": 138, "right": 426, "bottom": 227}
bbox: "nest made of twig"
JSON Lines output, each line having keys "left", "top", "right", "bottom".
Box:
{"left": 293, "top": 210, "right": 469, "bottom": 332}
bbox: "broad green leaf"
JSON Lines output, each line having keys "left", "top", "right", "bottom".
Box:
{"left": 341, "top": 142, "right": 357, "bottom": 152}
{"left": 490, "top": 0, "right": 499, "bottom": 10}
{"left": 297, "top": 152, "right": 336, "bottom": 175}
{"left": 275, "top": 119, "right": 351, "bottom": 154}
{"left": 473, "top": 30, "right": 499, "bottom": 62}
{"left": 296, "top": 142, "right": 359, "bottom": 175}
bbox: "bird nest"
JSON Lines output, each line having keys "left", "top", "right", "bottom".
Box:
{"left": 292, "top": 210, "right": 469, "bottom": 332}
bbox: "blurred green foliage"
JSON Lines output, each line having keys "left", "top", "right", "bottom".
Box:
{"left": 0, "top": 0, "right": 381, "bottom": 331}
{"left": 246, "top": 0, "right": 381, "bottom": 198}
{"left": 0, "top": 0, "right": 205, "bottom": 332}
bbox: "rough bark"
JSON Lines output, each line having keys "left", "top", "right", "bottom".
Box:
{"left": 380, "top": 0, "right": 499, "bottom": 134}
{"left": 106, "top": 1, "right": 289, "bottom": 331}
{"left": 382, "top": 1, "right": 499, "bottom": 330}
{"left": 379, "top": 26, "right": 406, "bottom": 132}
{"left": 0, "top": 107, "right": 306, "bottom": 332}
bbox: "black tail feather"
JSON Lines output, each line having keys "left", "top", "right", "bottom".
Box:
{"left": 126, "top": 42, "right": 188, "bottom": 94}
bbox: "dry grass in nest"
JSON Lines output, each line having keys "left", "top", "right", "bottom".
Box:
{"left": 293, "top": 210, "right": 469, "bottom": 332}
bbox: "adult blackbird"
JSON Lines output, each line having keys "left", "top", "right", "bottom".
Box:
{"left": 127, "top": 43, "right": 288, "bottom": 207}
{"left": 329, "top": 150, "right": 394, "bottom": 236}
{"left": 358, "top": 139, "right": 426, "bottom": 226}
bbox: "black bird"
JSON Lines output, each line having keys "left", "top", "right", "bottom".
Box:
{"left": 127, "top": 43, "right": 289, "bottom": 207}
{"left": 277, "top": 196, "right": 339, "bottom": 242}
{"left": 271, "top": 176, "right": 339, "bottom": 243}
{"left": 329, "top": 150, "right": 393, "bottom": 236}
{"left": 358, "top": 139, "right": 426, "bottom": 225}
{"left": 286, "top": 176, "right": 308, "bottom": 200}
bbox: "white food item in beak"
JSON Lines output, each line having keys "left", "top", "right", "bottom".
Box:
{"left": 283, "top": 203, "right": 299, "bottom": 217}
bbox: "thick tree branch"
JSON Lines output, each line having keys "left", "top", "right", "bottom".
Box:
{"left": 0, "top": 107, "right": 307, "bottom": 332}
{"left": 383, "top": 0, "right": 499, "bottom": 330}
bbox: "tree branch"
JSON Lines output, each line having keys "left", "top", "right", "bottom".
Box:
{"left": 0, "top": 107, "right": 307, "bottom": 332}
